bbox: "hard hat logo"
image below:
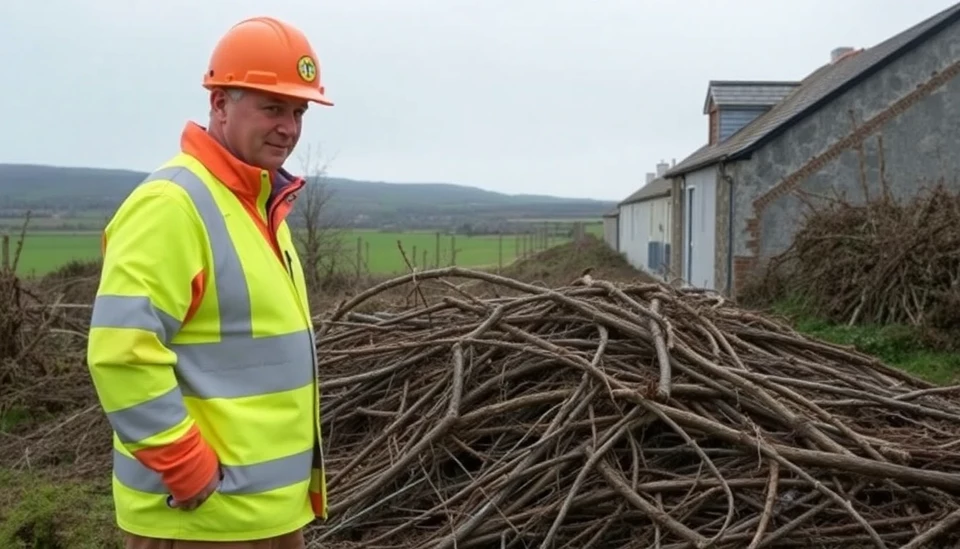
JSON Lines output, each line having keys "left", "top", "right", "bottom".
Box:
{"left": 297, "top": 56, "right": 317, "bottom": 83}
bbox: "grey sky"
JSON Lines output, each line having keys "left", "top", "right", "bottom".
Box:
{"left": 1, "top": 0, "right": 956, "bottom": 201}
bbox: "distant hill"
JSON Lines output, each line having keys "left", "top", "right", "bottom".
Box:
{"left": 0, "top": 163, "right": 614, "bottom": 231}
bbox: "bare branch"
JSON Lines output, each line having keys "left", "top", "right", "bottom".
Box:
{"left": 292, "top": 144, "right": 358, "bottom": 294}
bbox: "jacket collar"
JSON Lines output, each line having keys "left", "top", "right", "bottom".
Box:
{"left": 179, "top": 121, "right": 302, "bottom": 208}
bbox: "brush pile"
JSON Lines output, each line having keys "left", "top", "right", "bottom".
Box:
{"left": 0, "top": 253, "right": 106, "bottom": 478}
{"left": 0, "top": 234, "right": 95, "bottom": 416}
{"left": 306, "top": 268, "right": 960, "bottom": 549}
{"left": 752, "top": 182, "right": 960, "bottom": 334}
{"left": 3, "top": 260, "right": 960, "bottom": 548}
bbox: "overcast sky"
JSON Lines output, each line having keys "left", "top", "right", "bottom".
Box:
{"left": 1, "top": 0, "right": 956, "bottom": 201}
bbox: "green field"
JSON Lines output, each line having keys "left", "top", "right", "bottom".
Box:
{"left": 7, "top": 225, "right": 602, "bottom": 277}
{"left": 7, "top": 232, "right": 104, "bottom": 275}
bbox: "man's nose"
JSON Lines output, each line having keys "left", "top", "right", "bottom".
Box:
{"left": 275, "top": 114, "right": 299, "bottom": 136}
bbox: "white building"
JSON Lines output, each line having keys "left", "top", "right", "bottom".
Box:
{"left": 615, "top": 161, "right": 674, "bottom": 279}
{"left": 601, "top": 208, "right": 619, "bottom": 251}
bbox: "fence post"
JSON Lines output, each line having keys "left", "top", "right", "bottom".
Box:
{"left": 356, "top": 236, "right": 362, "bottom": 278}
{"left": 498, "top": 231, "right": 503, "bottom": 272}
{"left": 1, "top": 234, "right": 9, "bottom": 273}
{"left": 450, "top": 235, "right": 456, "bottom": 266}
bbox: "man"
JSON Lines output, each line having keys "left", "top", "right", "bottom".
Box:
{"left": 86, "top": 16, "right": 333, "bottom": 549}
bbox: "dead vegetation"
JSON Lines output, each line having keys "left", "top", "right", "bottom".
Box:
{"left": 302, "top": 267, "right": 960, "bottom": 548}
{"left": 742, "top": 181, "right": 960, "bottom": 335}
{"left": 3, "top": 237, "right": 960, "bottom": 548}
{"left": 739, "top": 139, "right": 960, "bottom": 351}
{"left": 292, "top": 143, "right": 358, "bottom": 294}
{"left": 0, "top": 228, "right": 96, "bottom": 452}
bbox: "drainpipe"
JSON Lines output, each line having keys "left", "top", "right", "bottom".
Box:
{"left": 720, "top": 163, "right": 735, "bottom": 296}
{"left": 677, "top": 176, "right": 687, "bottom": 285}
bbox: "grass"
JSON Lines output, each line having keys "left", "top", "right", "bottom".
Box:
{"left": 8, "top": 228, "right": 600, "bottom": 277}
{"left": 343, "top": 229, "right": 572, "bottom": 273}
{"left": 0, "top": 470, "right": 120, "bottom": 549}
{"left": 5, "top": 233, "right": 103, "bottom": 276}
{"left": 0, "top": 216, "right": 109, "bottom": 232}
{"left": 770, "top": 297, "right": 960, "bottom": 386}
{"left": 0, "top": 408, "right": 32, "bottom": 433}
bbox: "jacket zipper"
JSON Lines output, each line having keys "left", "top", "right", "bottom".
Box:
{"left": 279, "top": 209, "right": 321, "bottom": 476}
{"left": 253, "top": 177, "right": 304, "bottom": 266}
{"left": 285, "top": 249, "right": 296, "bottom": 288}
{"left": 268, "top": 184, "right": 323, "bottom": 483}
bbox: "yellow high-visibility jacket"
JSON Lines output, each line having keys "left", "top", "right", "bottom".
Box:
{"left": 87, "top": 122, "right": 327, "bottom": 542}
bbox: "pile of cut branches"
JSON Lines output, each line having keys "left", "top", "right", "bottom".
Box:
{"left": 307, "top": 268, "right": 960, "bottom": 549}
{"left": 3, "top": 263, "right": 960, "bottom": 548}
{"left": 757, "top": 181, "right": 960, "bottom": 331}
{"left": 0, "top": 232, "right": 103, "bottom": 476}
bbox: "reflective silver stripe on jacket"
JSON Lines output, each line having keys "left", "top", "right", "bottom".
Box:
{"left": 94, "top": 165, "right": 315, "bottom": 493}
{"left": 90, "top": 295, "right": 188, "bottom": 443}
{"left": 91, "top": 295, "right": 181, "bottom": 344}
{"left": 113, "top": 448, "right": 314, "bottom": 495}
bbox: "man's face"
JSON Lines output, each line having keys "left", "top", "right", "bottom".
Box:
{"left": 211, "top": 88, "right": 309, "bottom": 171}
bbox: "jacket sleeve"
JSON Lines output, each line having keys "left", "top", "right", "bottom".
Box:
{"left": 87, "top": 181, "right": 218, "bottom": 502}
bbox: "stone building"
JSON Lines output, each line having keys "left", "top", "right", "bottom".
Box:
{"left": 663, "top": 3, "right": 960, "bottom": 296}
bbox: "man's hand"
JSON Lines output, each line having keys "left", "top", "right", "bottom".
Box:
{"left": 167, "top": 466, "right": 222, "bottom": 511}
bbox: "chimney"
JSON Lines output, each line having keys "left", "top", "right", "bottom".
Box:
{"left": 646, "top": 172, "right": 656, "bottom": 184}
{"left": 656, "top": 160, "right": 669, "bottom": 177}
{"left": 831, "top": 47, "right": 854, "bottom": 63}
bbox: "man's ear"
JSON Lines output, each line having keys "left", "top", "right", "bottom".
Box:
{"left": 209, "top": 88, "right": 229, "bottom": 121}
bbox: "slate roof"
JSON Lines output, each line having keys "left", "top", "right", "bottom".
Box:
{"left": 618, "top": 177, "right": 671, "bottom": 206}
{"left": 666, "top": 1, "right": 960, "bottom": 178}
{"left": 703, "top": 81, "right": 800, "bottom": 114}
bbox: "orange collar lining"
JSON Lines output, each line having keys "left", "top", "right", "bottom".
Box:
{"left": 180, "top": 121, "right": 274, "bottom": 201}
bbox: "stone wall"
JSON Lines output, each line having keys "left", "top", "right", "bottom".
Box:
{"left": 726, "top": 20, "right": 960, "bottom": 294}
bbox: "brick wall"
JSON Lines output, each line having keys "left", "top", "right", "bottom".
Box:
{"left": 733, "top": 256, "right": 758, "bottom": 296}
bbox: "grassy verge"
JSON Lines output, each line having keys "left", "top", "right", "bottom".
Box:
{"left": 0, "top": 469, "right": 119, "bottom": 549}
{"left": 770, "top": 298, "right": 960, "bottom": 386}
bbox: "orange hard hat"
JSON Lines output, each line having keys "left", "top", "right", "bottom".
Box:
{"left": 203, "top": 16, "right": 333, "bottom": 106}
